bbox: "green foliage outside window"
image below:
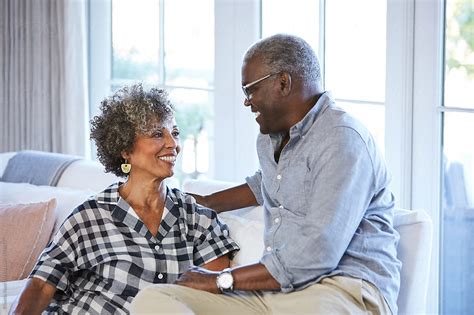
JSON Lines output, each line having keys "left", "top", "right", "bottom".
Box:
{"left": 446, "top": 0, "right": 474, "bottom": 77}
{"left": 112, "top": 48, "right": 159, "bottom": 81}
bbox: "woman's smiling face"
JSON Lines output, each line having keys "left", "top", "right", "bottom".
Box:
{"left": 125, "top": 117, "right": 181, "bottom": 181}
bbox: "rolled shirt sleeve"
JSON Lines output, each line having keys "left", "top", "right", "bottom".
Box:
{"left": 245, "top": 170, "right": 264, "bottom": 205}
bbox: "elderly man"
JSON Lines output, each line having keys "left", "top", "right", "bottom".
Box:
{"left": 131, "top": 34, "right": 401, "bottom": 315}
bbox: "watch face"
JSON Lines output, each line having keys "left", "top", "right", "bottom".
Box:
{"left": 218, "top": 272, "right": 233, "bottom": 289}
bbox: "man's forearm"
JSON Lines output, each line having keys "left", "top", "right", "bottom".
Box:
{"left": 175, "top": 263, "right": 280, "bottom": 293}
{"left": 232, "top": 263, "right": 281, "bottom": 291}
{"left": 190, "top": 183, "right": 259, "bottom": 213}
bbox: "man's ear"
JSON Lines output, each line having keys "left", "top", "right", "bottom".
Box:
{"left": 279, "top": 72, "right": 292, "bottom": 96}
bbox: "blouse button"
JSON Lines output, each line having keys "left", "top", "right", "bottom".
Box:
{"left": 276, "top": 174, "right": 282, "bottom": 180}
{"left": 158, "top": 273, "right": 164, "bottom": 279}
{"left": 266, "top": 246, "right": 272, "bottom": 252}
{"left": 274, "top": 218, "right": 280, "bottom": 224}
{"left": 155, "top": 244, "right": 160, "bottom": 251}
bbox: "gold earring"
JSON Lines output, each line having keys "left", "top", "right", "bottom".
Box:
{"left": 121, "top": 160, "right": 131, "bottom": 174}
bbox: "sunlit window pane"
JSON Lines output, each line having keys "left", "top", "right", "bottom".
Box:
{"left": 444, "top": 0, "right": 474, "bottom": 109}
{"left": 164, "top": 0, "right": 214, "bottom": 89}
{"left": 325, "top": 0, "right": 386, "bottom": 102}
{"left": 168, "top": 88, "right": 213, "bottom": 180}
{"left": 337, "top": 102, "right": 385, "bottom": 153}
{"left": 261, "top": 0, "right": 320, "bottom": 51}
{"left": 441, "top": 112, "right": 474, "bottom": 313}
{"left": 441, "top": 2, "right": 474, "bottom": 312}
{"left": 112, "top": 0, "right": 160, "bottom": 82}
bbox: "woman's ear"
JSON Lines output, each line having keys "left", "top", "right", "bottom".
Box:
{"left": 280, "top": 72, "right": 292, "bottom": 96}
{"left": 121, "top": 151, "right": 130, "bottom": 160}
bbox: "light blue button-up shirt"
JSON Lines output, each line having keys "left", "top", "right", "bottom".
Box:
{"left": 246, "top": 92, "right": 401, "bottom": 314}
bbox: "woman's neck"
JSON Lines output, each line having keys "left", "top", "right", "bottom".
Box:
{"left": 119, "top": 175, "right": 167, "bottom": 213}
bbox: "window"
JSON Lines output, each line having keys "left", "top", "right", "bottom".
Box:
{"left": 262, "top": 0, "right": 387, "bottom": 151}
{"left": 261, "top": 0, "right": 320, "bottom": 51}
{"left": 440, "top": 0, "right": 474, "bottom": 312}
{"left": 112, "top": 0, "right": 160, "bottom": 84}
{"left": 90, "top": 0, "right": 214, "bottom": 186}
{"left": 325, "top": 0, "right": 386, "bottom": 151}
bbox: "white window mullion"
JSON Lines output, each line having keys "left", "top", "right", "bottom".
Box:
{"left": 213, "top": 0, "right": 260, "bottom": 182}
{"left": 385, "top": 0, "right": 415, "bottom": 210}
{"left": 159, "top": 0, "right": 165, "bottom": 85}
{"left": 88, "top": 0, "right": 112, "bottom": 119}
{"left": 411, "top": 1, "right": 445, "bottom": 314}
{"left": 319, "top": 0, "right": 326, "bottom": 86}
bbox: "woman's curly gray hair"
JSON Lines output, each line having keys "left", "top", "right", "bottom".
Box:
{"left": 90, "top": 83, "right": 175, "bottom": 177}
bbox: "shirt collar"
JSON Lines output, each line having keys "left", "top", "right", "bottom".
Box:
{"left": 95, "top": 182, "right": 181, "bottom": 241}
{"left": 289, "top": 91, "right": 334, "bottom": 139}
{"left": 94, "top": 182, "right": 122, "bottom": 205}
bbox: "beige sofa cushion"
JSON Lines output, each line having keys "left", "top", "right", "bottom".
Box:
{"left": 0, "top": 199, "right": 56, "bottom": 281}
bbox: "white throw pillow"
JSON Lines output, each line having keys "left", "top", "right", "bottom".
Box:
{"left": 182, "top": 179, "right": 266, "bottom": 266}
{"left": 219, "top": 211, "right": 264, "bottom": 266}
{"left": 0, "top": 182, "right": 95, "bottom": 237}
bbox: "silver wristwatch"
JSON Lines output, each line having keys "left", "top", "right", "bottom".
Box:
{"left": 216, "top": 268, "right": 234, "bottom": 293}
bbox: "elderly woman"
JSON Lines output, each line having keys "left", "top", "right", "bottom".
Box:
{"left": 10, "top": 84, "right": 239, "bottom": 315}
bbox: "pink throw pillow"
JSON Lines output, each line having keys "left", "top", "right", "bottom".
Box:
{"left": 0, "top": 199, "right": 56, "bottom": 281}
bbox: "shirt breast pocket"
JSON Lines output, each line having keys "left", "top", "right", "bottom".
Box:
{"left": 279, "top": 159, "right": 311, "bottom": 216}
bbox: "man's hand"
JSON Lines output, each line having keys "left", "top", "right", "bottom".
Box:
{"left": 175, "top": 266, "right": 221, "bottom": 294}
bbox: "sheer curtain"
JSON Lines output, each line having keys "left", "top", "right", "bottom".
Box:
{"left": 0, "top": 0, "right": 89, "bottom": 156}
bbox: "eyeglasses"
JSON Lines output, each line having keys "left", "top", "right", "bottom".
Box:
{"left": 241, "top": 73, "right": 279, "bottom": 100}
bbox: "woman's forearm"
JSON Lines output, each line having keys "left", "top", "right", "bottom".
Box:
{"left": 9, "top": 278, "right": 56, "bottom": 315}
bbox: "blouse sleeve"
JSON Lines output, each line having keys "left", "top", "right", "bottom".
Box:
{"left": 188, "top": 200, "right": 240, "bottom": 266}
{"left": 29, "top": 203, "right": 90, "bottom": 293}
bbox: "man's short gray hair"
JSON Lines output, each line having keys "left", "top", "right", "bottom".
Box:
{"left": 244, "top": 34, "right": 321, "bottom": 86}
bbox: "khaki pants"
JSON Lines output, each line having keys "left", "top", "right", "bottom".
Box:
{"left": 130, "top": 276, "right": 392, "bottom": 315}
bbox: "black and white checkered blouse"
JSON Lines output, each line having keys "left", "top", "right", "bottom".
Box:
{"left": 30, "top": 182, "right": 239, "bottom": 314}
